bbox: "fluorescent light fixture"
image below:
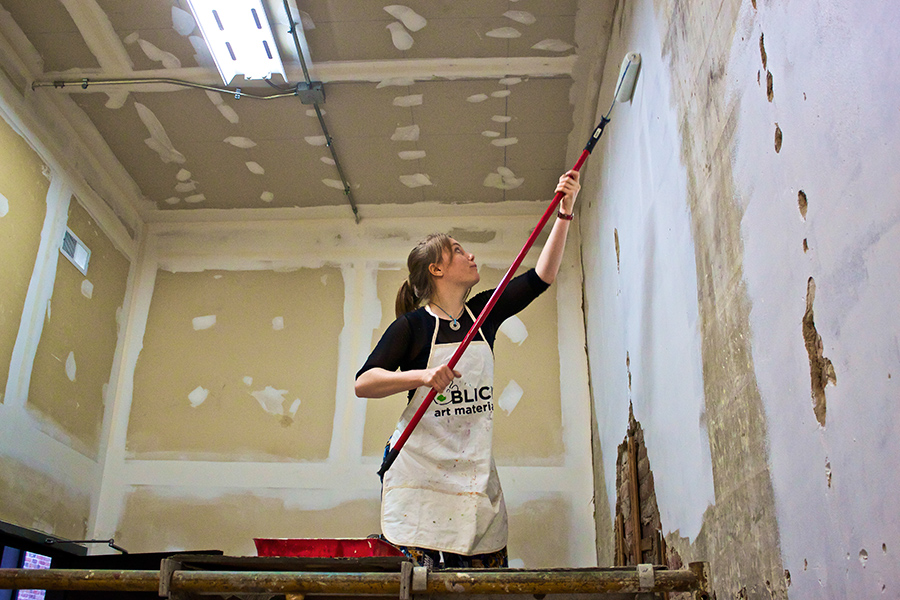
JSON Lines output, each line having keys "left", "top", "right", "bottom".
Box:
{"left": 187, "top": 0, "right": 286, "bottom": 84}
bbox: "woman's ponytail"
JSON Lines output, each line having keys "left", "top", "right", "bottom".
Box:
{"left": 394, "top": 233, "right": 452, "bottom": 318}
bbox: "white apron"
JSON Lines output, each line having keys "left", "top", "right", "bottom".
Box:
{"left": 381, "top": 307, "right": 507, "bottom": 555}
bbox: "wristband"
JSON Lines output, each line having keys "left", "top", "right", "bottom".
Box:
{"left": 557, "top": 210, "right": 574, "bottom": 221}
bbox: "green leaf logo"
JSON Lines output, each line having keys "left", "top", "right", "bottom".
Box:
{"left": 436, "top": 394, "right": 448, "bottom": 405}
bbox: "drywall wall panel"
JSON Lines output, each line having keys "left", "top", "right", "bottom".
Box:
{"left": 0, "top": 115, "right": 49, "bottom": 402}
{"left": 117, "top": 487, "right": 380, "bottom": 555}
{"left": 480, "top": 266, "right": 563, "bottom": 465}
{"left": 361, "top": 265, "right": 409, "bottom": 457}
{"left": 507, "top": 495, "right": 572, "bottom": 568}
{"left": 27, "top": 198, "right": 130, "bottom": 459}
{"left": 128, "top": 268, "right": 343, "bottom": 461}
{"left": 0, "top": 456, "right": 90, "bottom": 538}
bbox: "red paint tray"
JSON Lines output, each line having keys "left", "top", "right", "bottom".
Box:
{"left": 254, "top": 538, "right": 404, "bottom": 558}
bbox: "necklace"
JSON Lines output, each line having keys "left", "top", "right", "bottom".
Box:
{"left": 431, "top": 302, "right": 464, "bottom": 331}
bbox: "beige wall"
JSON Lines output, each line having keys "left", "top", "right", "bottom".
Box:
{"left": 129, "top": 268, "right": 343, "bottom": 461}
{"left": 28, "top": 199, "right": 131, "bottom": 459}
{"left": 0, "top": 115, "right": 48, "bottom": 401}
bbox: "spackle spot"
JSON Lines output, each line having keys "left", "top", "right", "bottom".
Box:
{"left": 384, "top": 5, "right": 426, "bottom": 31}
{"left": 399, "top": 150, "right": 426, "bottom": 160}
{"left": 321, "top": 156, "right": 336, "bottom": 165}
{"left": 391, "top": 124, "right": 420, "bottom": 142}
{"left": 482, "top": 131, "right": 501, "bottom": 138}
{"left": 251, "top": 386, "right": 288, "bottom": 416}
{"left": 306, "top": 108, "right": 325, "bottom": 117}
{"left": 163, "top": 196, "right": 180, "bottom": 205}
{"left": 123, "top": 32, "right": 139, "bottom": 45}
{"left": 322, "top": 179, "right": 345, "bottom": 190}
{"left": 224, "top": 136, "right": 257, "bottom": 148}
{"left": 213, "top": 275, "right": 222, "bottom": 279}
{"left": 393, "top": 94, "right": 423, "bottom": 107}
{"left": 532, "top": 39, "right": 573, "bottom": 52}
{"left": 376, "top": 77, "right": 415, "bottom": 89}
{"left": 243, "top": 377, "right": 253, "bottom": 386}
{"left": 175, "top": 181, "right": 196, "bottom": 193}
{"left": 467, "top": 94, "right": 488, "bottom": 103}
{"left": 289, "top": 398, "right": 301, "bottom": 418}
{"left": 81, "top": 280, "right": 93, "bottom": 299}
{"left": 172, "top": 6, "right": 196, "bottom": 35}
{"left": 386, "top": 22, "right": 414, "bottom": 50}
{"left": 65, "top": 352, "right": 77, "bottom": 382}
{"left": 508, "top": 558, "right": 525, "bottom": 569}
{"left": 499, "top": 77, "right": 523, "bottom": 86}
{"left": 188, "top": 386, "right": 208, "bottom": 407}
{"left": 192, "top": 315, "right": 216, "bottom": 330}
{"left": 137, "top": 39, "right": 181, "bottom": 69}
{"left": 272, "top": 316, "right": 284, "bottom": 330}
{"left": 184, "top": 193, "right": 205, "bottom": 203}
{"left": 498, "top": 315, "right": 528, "bottom": 344}
{"left": 135, "top": 102, "right": 186, "bottom": 164}
{"left": 218, "top": 105, "right": 239, "bottom": 124}
{"left": 0, "top": 194, "right": 9, "bottom": 218}
{"left": 492, "top": 115, "right": 512, "bottom": 123}
{"left": 299, "top": 10, "right": 315, "bottom": 30}
{"left": 260, "top": 191, "right": 274, "bottom": 202}
{"left": 176, "top": 169, "right": 192, "bottom": 181}
{"left": 503, "top": 10, "right": 536, "bottom": 25}
{"left": 305, "top": 135, "right": 328, "bottom": 146}
{"left": 491, "top": 137, "right": 518, "bottom": 147}
{"left": 490, "top": 90, "right": 511, "bottom": 98}
{"left": 486, "top": 27, "right": 521, "bottom": 39}
{"left": 399, "top": 174, "right": 432, "bottom": 188}
{"left": 483, "top": 167, "right": 523, "bottom": 190}
{"left": 246, "top": 162, "right": 265, "bottom": 175}
{"left": 205, "top": 90, "right": 223, "bottom": 106}
{"left": 859, "top": 549, "right": 868, "bottom": 567}
{"left": 497, "top": 380, "right": 523, "bottom": 415}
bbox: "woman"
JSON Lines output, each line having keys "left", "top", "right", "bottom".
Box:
{"left": 355, "top": 170, "right": 581, "bottom": 568}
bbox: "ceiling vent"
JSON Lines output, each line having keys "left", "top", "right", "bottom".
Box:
{"left": 60, "top": 228, "right": 90, "bottom": 275}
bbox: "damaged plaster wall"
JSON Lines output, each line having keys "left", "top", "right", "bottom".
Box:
{"left": 98, "top": 216, "right": 595, "bottom": 567}
{"left": 581, "top": 0, "right": 900, "bottom": 598}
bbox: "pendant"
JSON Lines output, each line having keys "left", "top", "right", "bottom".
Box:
{"left": 449, "top": 320, "right": 461, "bottom": 331}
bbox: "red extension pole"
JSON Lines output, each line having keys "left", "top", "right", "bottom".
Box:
{"left": 378, "top": 117, "right": 610, "bottom": 477}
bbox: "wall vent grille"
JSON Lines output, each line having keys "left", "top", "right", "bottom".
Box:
{"left": 60, "top": 228, "right": 90, "bottom": 275}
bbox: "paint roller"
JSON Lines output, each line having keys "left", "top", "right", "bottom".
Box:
{"left": 378, "top": 53, "right": 642, "bottom": 478}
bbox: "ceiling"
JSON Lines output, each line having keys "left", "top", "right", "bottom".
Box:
{"left": 1, "top": 0, "right": 613, "bottom": 222}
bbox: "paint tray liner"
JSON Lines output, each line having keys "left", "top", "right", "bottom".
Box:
{"left": 254, "top": 537, "right": 404, "bottom": 558}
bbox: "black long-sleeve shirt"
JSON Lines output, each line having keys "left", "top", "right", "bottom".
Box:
{"left": 356, "top": 269, "right": 550, "bottom": 397}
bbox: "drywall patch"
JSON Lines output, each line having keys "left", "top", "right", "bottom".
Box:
{"left": 188, "top": 386, "right": 208, "bottom": 407}
{"left": 192, "top": 315, "right": 216, "bottom": 330}
{"left": 65, "top": 351, "right": 76, "bottom": 381}
{"left": 398, "top": 150, "right": 426, "bottom": 160}
{"left": 504, "top": 10, "right": 536, "bottom": 25}
{"left": 399, "top": 174, "right": 432, "bottom": 188}
{"left": 391, "top": 125, "right": 420, "bottom": 142}
{"left": 802, "top": 277, "right": 836, "bottom": 427}
{"left": 384, "top": 6, "right": 426, "bottom": 31}
{"left": 498, "top": 315, "right": 528, "bottom": 345}
{"left": 393, "top": 94, "right": 423, "bottom": 107}
{"left": 224, "top": 136, "right": 257, "bottom": 149}
{"left": 532, "top": 39, "right": 574, "bottom": 52}
{"left": 486, "top": 27, "right": 521, "bottom": 39}
{"left": 135, "top": 103, "right": 185, "bottom": 164}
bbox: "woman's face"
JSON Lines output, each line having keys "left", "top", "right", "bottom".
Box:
{"left": 438, "top": 238, "right": 480, "bottom": 287}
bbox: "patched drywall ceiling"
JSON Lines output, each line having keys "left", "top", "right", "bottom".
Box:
{"left": 1, "top": 0, "right": 610, "bottom": 221}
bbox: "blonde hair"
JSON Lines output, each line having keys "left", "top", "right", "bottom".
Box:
{"left": 395, "top": 233, "right": 452, "bottom": 317}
